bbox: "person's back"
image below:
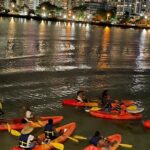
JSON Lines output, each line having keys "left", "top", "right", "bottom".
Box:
{"left": 89, "top": 131, "right": 103, "bottom": 146}
{"left": 19, "top": 126, "right": 36, "bottom": 149}
{"left": 44, "top": 119, "right": 56, "bottom": 142}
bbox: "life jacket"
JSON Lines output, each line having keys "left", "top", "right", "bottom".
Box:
{"left": 19, "top": 134, "right": 29, "bottom": 148}
{"left": 89, "top": 136, "right": 102, "bottom": 146}
{"left": 114, "top": 104, "right": 121, "bottom": 111}
{"left": 44, "top": 124, "right": 55, "bottom": 139}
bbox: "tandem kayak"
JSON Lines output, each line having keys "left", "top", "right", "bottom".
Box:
{"left": 62, "top": 99, "right": 98, "bottom": 107}
{"left": 84, "top": 134, "right": 122, "bottom": 150}
{"left": 12, "top": 122, "right": 76, "bottom": 150}
{"left": 89, "top": 111, "right": 142, "bottom": 120}
{"left": 0, "top": 116, "right": 63, "bottom": 131}
{"left": 143, "top": 120, "right": 150, "bottom": 128}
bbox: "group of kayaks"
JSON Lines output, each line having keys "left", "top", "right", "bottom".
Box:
{"left": 1, "top": 98, "right": 149, "bottom": 150}
{"left": 1, "top": 114, "right": 122, "bottom": 150}
{"left": 62, "top": 99, "right": 150, "bottom": 128}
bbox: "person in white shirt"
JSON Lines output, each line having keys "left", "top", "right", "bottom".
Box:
{"left": 22, "top": 106, "right": 34, "bottom": 123}
{"left": 76, "top": 90, "right": 88, "bottom": 102}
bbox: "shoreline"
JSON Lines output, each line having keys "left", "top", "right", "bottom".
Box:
{"left": 0, "top": 13, "right": 150, "bottom": 30}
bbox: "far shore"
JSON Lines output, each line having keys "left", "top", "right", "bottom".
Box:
{"left": 0, "top": 13, "right": 150, "bottom": 30}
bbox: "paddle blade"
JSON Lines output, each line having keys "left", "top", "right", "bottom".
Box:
{"left": 7, "top": 123, "right": 11, "bottom": 132}
{"left": 10, "top": 129, "right": 21, "bottom": 136}
{"left": 119, "top": 143, "right": 133, "bottom": 148}
{"left": 68, "top": 136, "right": 79, "bottom": 143}
{"left": 90, "top": 107, "right": 101, "bottom": 111}
{"left": 50, "top": 142, "right": 64, "bottom": 150}
{"left": 73, "top": 135, "right": 87, "bottom": 140}
{"left": 38, "top": 120, "right": 44, "bottom": 126}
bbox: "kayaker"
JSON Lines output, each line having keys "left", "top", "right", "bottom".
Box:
{"left": 0, "top": 99, "right": 4, "bottom": 115}
{"left": 76, "top": 90, "right": 88, "bottom": 102}
{"left": 100, "top": 90, "right": 113, "bottom": 112}
{"left": 100, "top": 90, "right": 111, "bottom": 106}
{"left": 22, "top": 106, "right": 34, "bottom": 123}
{"left": 113, "top": 100, "right": 126, "bottom": 114}
{"left": 89, "top": 131, "right": 110, "bottom": 147}
{"left": 19, "top": 125, "right": 39, "bottom": 149}
{"left": 44, "top": 118, "right": 61, "bottom": 143}
{"left": 89, "top": 131, "right": 116, "bottom": 150}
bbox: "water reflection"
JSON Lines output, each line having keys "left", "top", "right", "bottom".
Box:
{"left": 131, "top": 30, "right": 148, "bottom": 92}
{"left": 6, "top": 17, "right": 16, "bottom": 58}
{"left": 97, "top": 27, "right": 110, "bottom": 69}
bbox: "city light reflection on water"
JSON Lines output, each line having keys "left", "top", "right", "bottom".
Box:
{"left": 0, "top": 18, "right": 150, "bottom": 150}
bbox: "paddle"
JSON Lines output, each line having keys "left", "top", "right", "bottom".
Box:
{"left": 7, "top": 123, "right": 21, "bottom": 136}
{"left": 50, "top": 142, "right": 64, "bottom": 150}
{"left": 90, "top": 107, "right": 101, "bottom": 111}
{"left": 119, "top": 143, "right": 133, "bottom": 148}
{"left": 68, "top": 136, "right": 79, "bottom": 142}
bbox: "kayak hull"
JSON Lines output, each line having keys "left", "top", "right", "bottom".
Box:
{"left": 143, "top": 120, "right": 150, "bottom": 128}
{"left": 63, "top": 99, "right": 135, "bottom": 107}
{"left": 90, "top": 111, "right": 142, "bottom": 120}
{"left": 0, "top": 116, "right": 63, "bottom": 131}
{"left": 12, "top": 122, "right": 76, "bottom": 150}
{"left": 84, "top": 134, "right": 121, "bottom": 150}
{"left": 62, "top": 99, "right": 98, "bottom": 107}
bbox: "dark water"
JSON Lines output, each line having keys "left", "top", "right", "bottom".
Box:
{"left": 0, "top": 17, "right": 150, "bottom": 150}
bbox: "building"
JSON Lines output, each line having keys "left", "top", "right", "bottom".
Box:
{"left": 0, "top": 0, "right": 5, "bottom": 7}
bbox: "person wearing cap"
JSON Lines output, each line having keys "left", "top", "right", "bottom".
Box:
{"left": 19, "top": 125, "right": 36, "bottom": 149}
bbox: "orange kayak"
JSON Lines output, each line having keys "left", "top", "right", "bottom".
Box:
{"left": 84, "top": 134, "right": 122, "bottom": 150}
{"left": 62, "top": 99, "right": 98, "bottom": 107}
{"left": 90, "top": 111, "right": 142, "bottom": 120}
{"left": 0, "top": 116, "right": 63, "bottom": 131}
{"left": 143, "top": 120, "right": 150, "bottom": 128}
{"left": 12, "top": 122, "right": 76, "bottom": 150}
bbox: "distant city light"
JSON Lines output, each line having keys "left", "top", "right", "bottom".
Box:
{"left": 145, "top": 16, "right": 148, "bottom": 19}
{"left": 63, "top": 15, "right": 67, "bottom": 19}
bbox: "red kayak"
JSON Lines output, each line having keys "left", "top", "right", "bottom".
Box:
{"left": 62, "top": 99, "right": 135, "bottom": 107}
{"left": 0, "top": 116, "right": 63, "bottom": 131}
{"left": 90, "top": 111, "right": 142, "bottom": 120}
{"left": 143, "top": 120, "right": 150, "bottom": 128}
{"left": 84, "top": 134, "right": 121, "bottom": 150}
{"left": 62, "top": 99, "right": 98, "bottom": 107}
{"left": 12, "top": 122, "right": 76, "bottom": 150}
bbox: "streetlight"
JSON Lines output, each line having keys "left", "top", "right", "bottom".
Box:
{"left": 107, "top": 13, "right": 110, "bottom": 21}
{"left": 42, "top": 7, "right": 45, "bottom": 11}
{"left": 145, "top": 16, "right": 148, "bottom": 26}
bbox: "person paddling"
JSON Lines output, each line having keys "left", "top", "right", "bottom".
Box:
{"left": 89, "top": 131, "right": 116, "bottom": 150}
{"left": 22, "top": 106, "right": 34, "bottom": 123}
{"left": 19, "top": 125, "right": 39, "bottom": 149}
{"left": 44, "top": 119, "right": 62, "bottom": 143}
{"left": 76, "top": 90, "right": 87, "bottom": 102}
{"left": 100, "top": 90, "right": 112, "bottom": 112}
